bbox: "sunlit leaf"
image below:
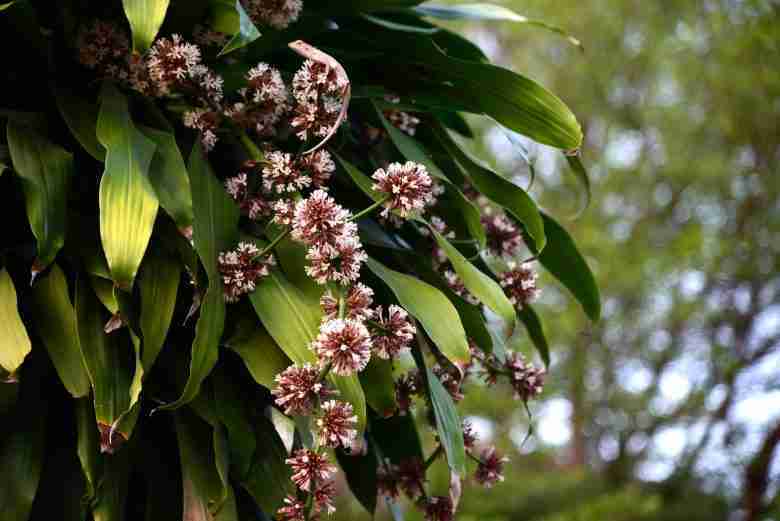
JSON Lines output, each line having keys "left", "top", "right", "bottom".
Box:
{"left": 414, "top": 3, "right": 583, "bottom": 49}
{"left": 97, "top": 83, "right": 159, "bottom": 290}
{"left": 0, "top": 269, "right": 31, "bottom": 377}
{"left": 122, "top": 0, "right": 170, "bottom": 53}
{"left": 211, "top": 0, "right": 261, "bottom": 56}
{"left": 430, "top": 226, "right": 516, "bottom": 325}
{"left": 367, "top": 257, "right": 470, "bottom": 366}
{"left": 7, "top": 120, "right": 74, "bottom": 272}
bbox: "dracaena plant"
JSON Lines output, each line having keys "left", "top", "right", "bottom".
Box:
{"left": 0, "top": 1, "right": 599, "bottom": 520}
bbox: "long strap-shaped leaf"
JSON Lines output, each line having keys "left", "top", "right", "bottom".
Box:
{"left": 0, "top": 269, "right": 31, "bottom": 377}
{"left": 97, "top": 83, "right": 159, "bottom": 291}
{"left": 31, "top": 264, "right": 91, "bottom": 398}
{"left": 158, "top": 143, "right": 239, "bottom": 410}
{"left": 210, "top": 0, "right": 262, "bottom": 57}
{"left": 367, "top": 257, "right": 471, "bottom": 367}
{"left": 7, "top": 120, "right": 74, "bottom": 273}
{"left": 137, "top": 245, "right": 181, "bottom": 372}
{"left": 249, "top": 267, "right": 368, "bottom": 433}
{"left": 122, "top": 0, "right": 170, "bottom": 53}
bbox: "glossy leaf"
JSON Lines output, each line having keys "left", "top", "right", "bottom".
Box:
{"left": 31, "top": 264, "right": 91, "bottom": 398}
{"left": 366, "top": 257, "right": 470, "bottom": 366}
{"left": 140, "top": 125, "right": 194, "bottom": 231}
{"left": 137, "top": 245, "right": 181, "bottom": 372}
{"left": 159, "top": 143, "right": 239, "bottom": 410}
{"left": 54, "top": 86, "right": 104, "bottom": 161}
{"left": 430, "top": 227, "right": 516, "bottom": 325}
{"left": 0, "top": 269, "right": 31, "bottom": 377}
{"left": 97, "top": 83, "right": 159, "bottom": 290}
{"left": 535, "top": 213, "right": 600, "bottom": 321}
{"left": 7, "top": 120, "right": 74, "bottom": 271}
{"left": 211, "top": 0, "right": 261, "bottom": 56}
{"left": 223, "top": 319, "right": 291, "bottom": 390}
{"left": 518, "top": 305, "right": 550, "bottom": 367}
{"left": 414, "top": 3, "right": 583, "bottom": 49}
{"left": 432, "top": 122, "right": 546, "bottom": 250}
{"left": 249, "top": 267, "right": 368, "bottom": 433}
{"left": 75, "top": 278, "right": 135, "bottom": 443}
{"left": 122, "top": 0, "right": 170, "bottom": 52}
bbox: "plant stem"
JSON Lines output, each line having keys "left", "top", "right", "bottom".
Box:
{"left": 238, "top": 131, "right": 264, "bottom": 162}
{"left": 255, "top": 228, "right": 291, "bottom": 259}
{"left": 349, "top": 196, "right": 391, "bottom": 222}
{"left": 424, "top": 444, "right": 444, "bottom": 470}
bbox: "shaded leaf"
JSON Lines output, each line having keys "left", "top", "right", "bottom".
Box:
{"left": 240, "top": 415, "right": 292, "bottom": 514}
{"left": 122, "top": 0, "right": 170, "bottom": 53}
{"left": 0, "top": 269, "right": 31, "bottom": 377}
{"left": 92, "top": 441, "right": 132, "bottom": 521}
{"left": 517, "top": 305, "right": 550, "bottom": 367}
{"left": 97, "top": 83, "right": 159, "bottom": 290}
{"left": 359, "top": 358, "right": 396, "bottom": 417}
{"left": 366, "top": 257, "right": 470, "bottom": 366}
{"left": 337, "top": 444, "right": 378, "bottom": 515}
{"left": 534, "top": 213, "right": 600, "bottom": 321}
{"left": 7, "top": 120, "right": 74, "bottom": 271}
{"left": 430, "top": 227, "right": 516, "bottom": 325}
{"left": 566, "top": 153, "right": 592, "bottom": 215}
{"left": 431, "top": 122, "right": 546, "bottom": 250}
{"left": 31, "top": 264, "right": 91, "bottom": 398}
{"left": 223, "top": 318, "right": 291, "bottom": 390}
{"left": 75, "top": 398, "right": 101, "bottom": 502}
{"left": 75, "top": 278, "right": 136, "bottom": 448}
{"left": 370, "top": 414, "right": 423, "bottom": 464}
{"left": 140, "top": 125, "right": 194, "bottom": 231}
{"left": 137, "top": 245, "right": 181, "bottom": 372}
{"left": 158, "top": 143, "right": 239, "bottom": 410}
{"left": 54, "top": 86, "right": 105, "bottom": 161}
{"left": 0, "top": 357, "right": 46, "bottom": 521}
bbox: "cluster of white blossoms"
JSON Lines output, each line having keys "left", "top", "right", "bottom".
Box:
{"left": 291, "top": 58, "right": 349, "bottom": 141}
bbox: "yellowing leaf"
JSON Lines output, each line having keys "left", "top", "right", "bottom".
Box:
{"left": 122, "top": 0, "right": 170, "bottom": 53}
{"left": 97, "top": 83, "right": 159, "bottom": 291}
{"left": 0, "top": 269, "right": 31, "bottom": 377}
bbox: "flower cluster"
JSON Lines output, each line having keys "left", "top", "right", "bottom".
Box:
{"left": 499, "top": 261, "right": 541, "bottom": 310}
{"left": 372, "top": 161, "right": 435, "bottom": 217}
{"left": 291, "top": 58, "right": 348, "bottom": 142}
{"left": 76, "top": 20, "right": 130, "bottom": 79}
{"left": 482, "top": 211, "right": 525, "bottom": 258}
{"left": 217, "top": 242, "right": 275, "bottom": 302}
{"left": 243, "top": 0, "right": 303, "bottom": 30}
{"left": 228, "top": 63, "right": 290, "bottom": 138}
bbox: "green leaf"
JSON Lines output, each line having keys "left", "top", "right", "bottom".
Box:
{"left": 429, "top": 227, "right": 516, "bottom": 325}
{"left": 359, "top": 358, "right": 397, "bottom": 417}
{"left": 336, "top": 153, "right": 382, "bottom": 202}
{"left": 97, "top": 83, "right": 159, "bottom": 290}
{"left": 158, "top": 143, "right": 239, "bottom": 410}
{"left": 414, "top": 3, "right": 582, "bottom": 49}
{"left": 223, "top": 319, "right": 291, "bottom": 390}
{"left": 31, "top": 264, "right": 91, "bottom": 398}
{"left": 176, "top": 409, "right": 239, "bottom": 521}
{"left": 361, "top": 13, "right": 439, "bottom": 34}
{"left": 211, "top": 0, "right": 261, "bottom": 56}
{"left": 366, "top": 257, "right": 470, "bottom": 366}
{"left": 336, "top": 445, "right": 378, "bottom": 515}
{"left": 566, "top": 153, "right": 592, "bottom": 215}
{"left": 535, "top": 213, "right": 600, "bottom": 321}
{"left": 239, "top": 415, "right": 292, "bottom": 514}
{"left": 249, "top": 267, "right": 368, "bottom": 433}
{"left": 517, "top": 306, "right": 550, "bottom": 367}
{"left": 212, "top": 368, "right": 257, "bottom": 479}
{"left": 54, "top": 86, "right": 105, "bottom": 161}
{"left": 75, "top": 398, "right": 101, "bottom": 502}
{"left": 122, "top": 0, "right": 170, "bottom": 53}
{"left": 370, "top": 414, "right": 424, "bottom": 464}
{"left": 140, "top": 125, "right": 195, "bottom": 231}
{"left": 307, "top": 0, "right": 425, "bottom": 13}
{"left": 0, "top": 358, "right": 46, "bottom": 521}
{"left": 0, "top": 269, "right": 31, "bottom": 377}
{"left": 414, "top": 351, "right": 466, "bottom": 475}
{"left": 0, "top": 1, "right": 18, "bottom": 11}
{"left": 75, "top": 278, "right": 136, "bottom": 447}
{"left": 92, "top": 440, "right": 132, "bottom": 521}
{"left": 7, "top": 120, "right": 74, "bottom": 272}
{"left": 137, "top": 245, "right": 181, "bottom": 372}
{"left": 432, "top": 122, "right": 546, "bottom": 250}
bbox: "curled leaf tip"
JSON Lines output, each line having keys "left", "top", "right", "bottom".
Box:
{"left": 98, "top": 422, "right": 128, "bottom": 454}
